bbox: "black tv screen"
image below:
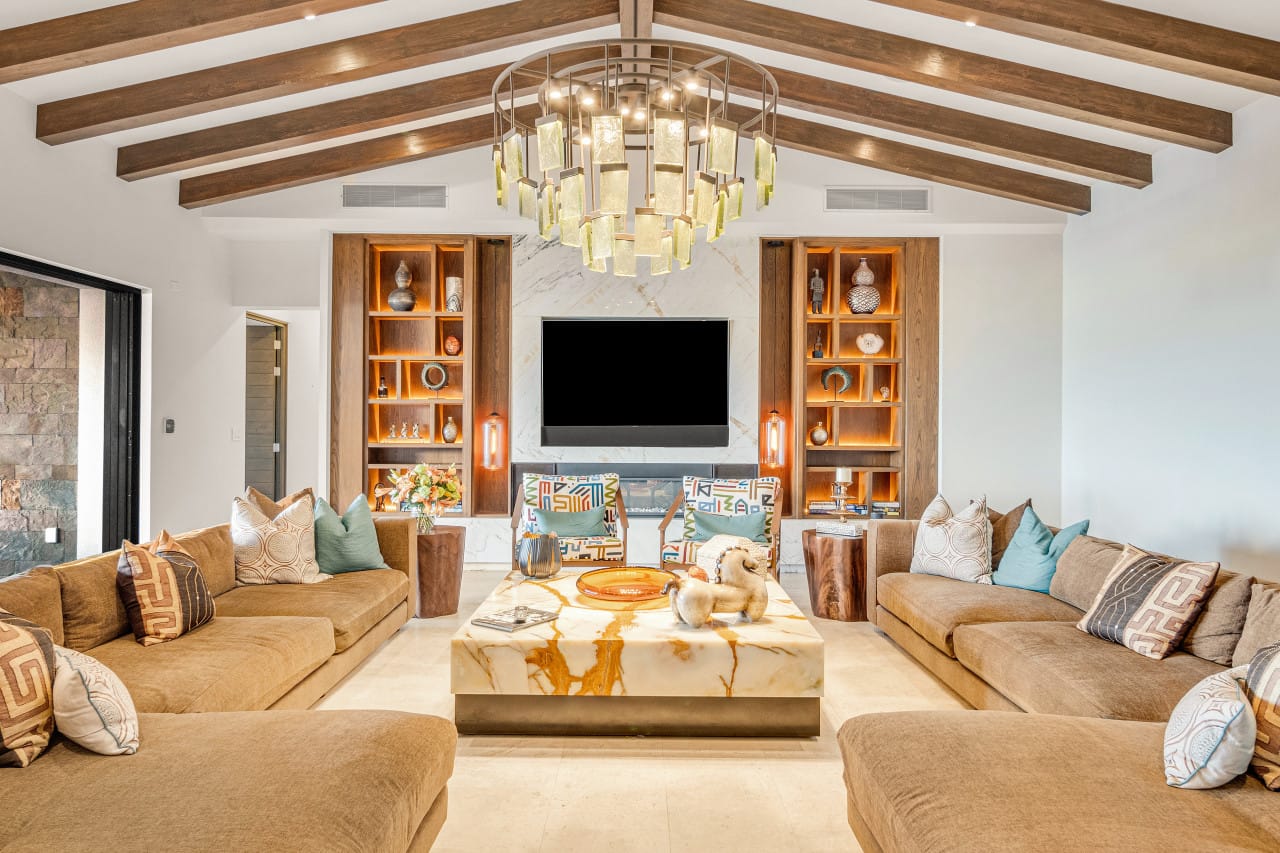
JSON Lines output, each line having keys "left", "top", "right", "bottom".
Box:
{"left": 542, "top": 318, "right": 729, "bottom": 447}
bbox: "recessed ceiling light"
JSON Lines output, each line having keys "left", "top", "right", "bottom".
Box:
{"left": 304, "top": 13, "right": 317, "bottom": 20}
{"left": 965, "top": 19, "right": 977, "bottom": 27}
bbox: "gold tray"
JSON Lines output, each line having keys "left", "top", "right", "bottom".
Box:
{"left": 576, "top": 567, "right": 678, "bottom": 602}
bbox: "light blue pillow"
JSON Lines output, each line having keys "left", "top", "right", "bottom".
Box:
{"left": 314, "top": 496, "right": 390, "bottom": 575}
{"left": 992, "top": 507, "right": 1089, "bottom": 593}
{"left": 691, "top": 510, "right": 769, "bottom": 543}
{"left": 533, "top": 506, "right": 607, "bottom": 537}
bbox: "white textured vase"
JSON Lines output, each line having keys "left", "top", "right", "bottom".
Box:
{"left": 445, "top": 276, "right": 463, "bottom": 313}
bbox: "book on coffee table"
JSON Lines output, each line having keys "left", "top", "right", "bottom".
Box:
{"left": 471, "top": 606, "right": 558, "bottom": 633}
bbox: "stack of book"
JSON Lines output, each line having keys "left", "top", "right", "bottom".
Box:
{"left": 870, "top": 501, "right": 902, "bottom": 518}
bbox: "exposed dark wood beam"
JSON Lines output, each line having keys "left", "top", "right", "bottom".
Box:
{"left": 0, "top": 0, "right": 386, "bottom": 84}
{"left": 654, "top": 0, "right": 1231, "bottom": 151}
{"left": 723, "top": 104, "right": 1090, "bottom": 214}
{"left": 178, "top": 106, "right": 540, "bottom": 209}
{"left": 867, "top": 0, "right": 1280, "bottom": 96}
{"left": 38, "top": 0, "right": 619, "bottom": 144}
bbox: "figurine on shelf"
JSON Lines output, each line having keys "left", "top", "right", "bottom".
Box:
{"left": 880, "top": 385, "right": 892, "bottom": 402}
{"left": 809, "top": 268, "right": 826, "bottom": 315}
{"left": 388, "top": 424, "right": 398, "bottom": 440}
{"left": 411, "top": 423, "right": 420, "bottom": 440}
{"left": 377, "top": 376, "right": 389, "bottom": 398}
{"left": 401, "top": 422, "right": 409, "bottom": 440}
{"left": 812, "top": 330, "right": 824, "bottom": 359}
{"left": 821, "top": 365, "right": 853, "bottom": 400}
{"left": 444, "top": 335, "right": 461, "bottom": 356}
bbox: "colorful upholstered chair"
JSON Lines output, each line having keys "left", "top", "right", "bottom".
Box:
{"left": 511, "top": 473, "right": 629, "bottom": 569}
{"left": 658, "top": 476, "right": 782, "bottom": 577}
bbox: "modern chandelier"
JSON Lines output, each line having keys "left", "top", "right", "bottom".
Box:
{"left": 491, "top": 40, "right": 778, "bottom": 276}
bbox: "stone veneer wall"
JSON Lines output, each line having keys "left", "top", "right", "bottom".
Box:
{"left": 0, "top": 272, "right": 78, "bottom": 577}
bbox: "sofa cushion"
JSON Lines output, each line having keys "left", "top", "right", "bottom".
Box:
{"left": 0, "top": 567, "right": 63, "bottom": 645}
{"left": 0, "top": 710, "right": 456, "bottom": 852}
{"left": 839, "top": 710, "right": 1280, "bottom": 853}
{"left": 0, "top": 609, "right": 55, "bottom": 767}
{"left": 878, "top": 572, "right": 1081, "bottom": 658}
{"left": 1049, "top": 534, "right": 1124, "bottom": 611}
{"left": 954, "top": 621, "right": 1224, "bottom": 721}
{"left": 54, "top": 551, "right": 131, "bottom": 652}
{"left": 1235, "top": 581, "right": 1280, "bottom": 667}
{"left": 171, "top": 524, "right": 238, "bottom": 598}
{"left": 116, "top": 536, "right": 216, "bottom": 646}
{"left": 215, "top": 569, "right": 409, "bottom": 653}
{"left": 88, "top": 616, "right": 334, "bottom": 713}
{"left": 1183, "top": 570, "right": 1253, "bottom": 665}
{"left": 987, "top": 498, "right": 1030, "bottom": 568}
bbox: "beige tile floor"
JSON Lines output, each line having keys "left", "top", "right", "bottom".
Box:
{"left": 318, "top": 570, "right": 966, "bottom": 852}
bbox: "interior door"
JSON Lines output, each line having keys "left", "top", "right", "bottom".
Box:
{"left": 245, "top": 314, "right": 287, "bottom": 499}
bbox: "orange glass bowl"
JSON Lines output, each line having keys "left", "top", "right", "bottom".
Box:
{"left": 576, "top": 567, "right": 678, "bottom": 602}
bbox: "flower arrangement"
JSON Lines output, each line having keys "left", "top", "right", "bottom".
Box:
{"left": 385, "top": 464, "right": 462, "bottom": 533}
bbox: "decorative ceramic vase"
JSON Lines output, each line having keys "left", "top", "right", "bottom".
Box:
{"left": 809, "top": 268, "right": 825, "bottom": 315}
{"left": 516, "top": 533, "right": 562, "bottom": 579}
{"left": 441, "top": 416, "right": 459, "bottom": 444}
{"left": 845, "top": 257, "right": 880, "bottom": 314}
{"left": 388, "top": 261, "right": 417, "bottom": 312}
{"left": 445, "top": 276, "right": 463, "bottom": 313}
{"left": 444, "top": 335, "right": 461, "bottom": 356}
{"left": 809, "top": 421, "right": 829, "bottom": 447}
{"left": 855, "top": 332, "right": 885, "bottom": 355}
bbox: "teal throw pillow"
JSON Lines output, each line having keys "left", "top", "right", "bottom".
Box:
{"left": 691, "top": 510, "right": 769, "bottom": 543}
{"left": 313, "top": 496, "right": 390, "bottom": 575}
{"left": 992, "top": 507, "right": 1089, "bottom": 593}
{"left": 533, "top": 506, "right": 607, "bottom": 537}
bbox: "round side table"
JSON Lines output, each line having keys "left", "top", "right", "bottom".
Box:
{"left": 801, "top": 529, "right": 867, "bottom": 622}
{"left": 416, "top": 525, "right": 466, "bottom": 618}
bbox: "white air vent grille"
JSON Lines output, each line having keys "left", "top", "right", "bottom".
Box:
{"left": 342, "top": 184, "right": 448, "bottom": 208}
{"left": 825, "top": 187, "right": 931, "bottom": 212}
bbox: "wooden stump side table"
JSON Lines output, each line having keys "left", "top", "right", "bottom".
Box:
{"left": 801, "top": 529, "right": 867, "bottom": 622}
{"left": 416, "top": 525, "right": 466, "bottom": 618}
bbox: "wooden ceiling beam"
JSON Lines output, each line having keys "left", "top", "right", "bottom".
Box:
{"left": 0, "top": 0, "right": 386, "bottom": 84}
{"left": 654, "top": 0, "right": 1231, "bottom": 151}
{"left": 867, "top": 0, "right": 1280, "bottom": 96}
{"left": 37, "top": 0, "right": 618, "bottom": 144}
{"left": 178, "top": 106, "right": 540, "bottom": 209}
{"left": 723, "top": 104, "right": 1091, "bottom": 214}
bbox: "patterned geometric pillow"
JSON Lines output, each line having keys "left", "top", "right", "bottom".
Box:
{"left": 521, "top": 473, "right": 620, "bottom": 536}
{"left": 909, "top": 495, "right": 992, "bottom": 584}
{"left": 231, "top": 494, "right": 326, "bottom": 585}
{"left": 0, "top": 608, "right": 55, "bottom": 767}
{"left": 116, "top": 532, "right": 217, "bottom": 646}
{"left": 1245, "top": 641, "right": 1280, "bottom": 790}
{"left": 51, "top": 645, "right": 139, "bottom": 756}
{"left": 680, "top": 476, "right": 779, "bottom": 542}
{"left": 1164, "top": 666, "right": 1255, "bottom": 789}
{"left": 1077, "top": 545, "right": 1219, "bottom": 660}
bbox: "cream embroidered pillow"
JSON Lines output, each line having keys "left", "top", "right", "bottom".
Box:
{"left": 1164, "top": 666, "right": 1254, "bottom": 788}
{"left": 231, "top": 494, "right": 326, "bottom": 585}
{"left": 52, "top": 646, "right": 139, "bottom": 756}
{"left": 910, "top": 495, "right": 993, "bottom": 584}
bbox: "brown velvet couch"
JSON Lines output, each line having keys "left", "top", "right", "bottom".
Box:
{"left": 0, "top": 517, "right": 456, "bottom": 852}
{"left": 840, "top": 520, "right": 1280, "bottom": 852}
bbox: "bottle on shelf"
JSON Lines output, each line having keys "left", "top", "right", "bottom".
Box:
{"left": 442, "top": 416, "right": 459, "bottom": 444}
{"left": 377, "top": 376, "right": 389, "bottom": 398}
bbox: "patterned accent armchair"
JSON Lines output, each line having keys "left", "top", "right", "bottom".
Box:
{"left": 511, "top": 473, "right": 629, "bottom": 569}
{"left": 658, "top": 476, "right": 782, "bottom": 577}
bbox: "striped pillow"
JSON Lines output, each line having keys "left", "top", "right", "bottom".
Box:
{"left": 1077, "top": 545, "right": 1218, "bottom": 660}
{"left": 1245, "top": 641, "right": 1280, "bottom": 789}
{"left": 0, "top": 608, "right": 55, "bottom": 767}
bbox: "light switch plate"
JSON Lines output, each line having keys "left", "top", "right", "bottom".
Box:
{"left": 45, "top": 527, "right": 60, "bottom": 544}
{"left": 231, "top": 427, "right": 243, "bottom": 442}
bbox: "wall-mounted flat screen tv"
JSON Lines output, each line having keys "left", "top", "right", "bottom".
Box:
{"left": 541, "top": 318, "right": 729, "bottom": 447}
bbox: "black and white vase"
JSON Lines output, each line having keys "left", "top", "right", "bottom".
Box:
{"left": 845, "top": 257, "right": 881, "bottom": 314}
{"left": 388, "top": 261, "right": 417, "bottom": 312}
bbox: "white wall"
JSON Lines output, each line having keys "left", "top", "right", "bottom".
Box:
{"left": 0, "top": 88, "right": 242, "bottom": 539}
{"left": 1062, "top": 97, "right": 1280, "bottom": 572}
{"left": 75, "top": 288, "right": 105, "bottom": 557}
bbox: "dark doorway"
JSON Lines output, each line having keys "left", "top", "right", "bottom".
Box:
{"left": 244, "top": 313, "right": 287, "bottom": 499}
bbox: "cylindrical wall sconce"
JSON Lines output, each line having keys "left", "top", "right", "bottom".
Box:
{"left": 482, "top": 412, "right": 506, "bottom": 471}
{"left": 761, "top": 409, "right": 785, "bottom": 468}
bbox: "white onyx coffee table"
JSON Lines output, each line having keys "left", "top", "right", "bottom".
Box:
{"left": 450, "top": 569, "right": 824, "bottom": 736}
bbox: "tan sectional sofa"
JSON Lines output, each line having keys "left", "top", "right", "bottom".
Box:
{"left": 840, "top": 519, "right": 1280, "bottom": 852}
{"left": 0, "top": 517, "right": 456, "bottom": 852}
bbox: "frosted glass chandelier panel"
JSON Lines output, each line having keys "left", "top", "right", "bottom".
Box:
{"left": 754, "top": 133, "right": 775, "bottom": 186}
{"left": 559, "top": 167, "right": 585, "bottom": 222}
{"left": 612, "top": 235, "right": 636, "bottom": 277}
{"left": 634, "top": 208, "right": 663, "bottom": 257}
{"left": 536, "top": 114, "right": 566, "bottom": 174}
{"left": 725, "top": 178, "right": 744, "bottom": 222}
{"left": 651, "top": 233, "right": 673, "bottom": 275}
{"left": 492, "top": 145, "right": 506, "bottom": 207}
{"left": 589, "top": 214, "right": 615, "bottom": 260}
{"left": 517, "top": 178, "right": 537, "bottom": 219}
{"left": 691, "top": 172, "right": 717, "bottom": 228}
{"left": 673, "top": 215, "right": 693, "bottom": 266}
{"left": 653, "top": 110, "right": 687, "bottom": 166}
{"left": 591, "top": 113, "right": 626, "bottom": 164}
{"left": 561, "top": 215, "right": 581, "bottom": 247}
{"left": 706, "top": 118, "right": 739, "bottom": 176}
{"left": 654, "top": 165, "right": 685, "bottom": 216}
{"left": 502, "top": 130, "right": 525, "bottom": 183}
{"left": 598, "top": 164, "right": 629, "bottom": 215}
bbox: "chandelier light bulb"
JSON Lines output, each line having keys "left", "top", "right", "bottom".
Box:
{"left": 661, "top": 89, "right": 674, "bottom": 102}
{"left": 634, "top": 108, "right": 646, "bottom": 120}
{"left": 698, "top": 125, "right": 709, "bottom": 139}
{"left": 620, "top": 105, "right": 631, "bottom": 117}
{"left": 581, "top": 92, "right": 595, "bottom": 106}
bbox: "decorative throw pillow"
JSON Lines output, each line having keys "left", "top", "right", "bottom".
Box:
{"left": 532, "top": 506, "right": 608, "bottom": 537}
{"left": 1077, "top": 545, "right": 1219, "bottom": 660}
{"left": 1244, "top": 641, "right": 1280, "bottom": 789}
{"left": 231, "top": 494, "right": 326, "bottom": 585}
{"left": 988, "top": 499, "right": 1031, "bottom": 568}
{"left": 992, "top": 507, "right": 1089, "bottom": 594}
{"left": 243, "top": 486, "right": 314, "bottom": 520}
{"left": 313, "top": 496, "right": 390, "bottom": 575}
{"left": 1234, "top": 583, "right": 1280, "bottom": 667}
{"left": 51, "top": 645, "right": 139, "bottom": 756}
{"left": 909, "top": 495, "right": 992, "bottom": 584}
{"left": 0, "top": 608, "right": 55, "bottom": 767}
{"left": 1182, "top": 572, "right": 1254, "bottom": 666}
{"left": 116, "top": 533, "right": 216, "bottom": 646}
{"left": 691, "top": 510, "right": 769, "bottom": 543}
{"left": 1164, "top": 666, "right": 1255, "bottom": 789}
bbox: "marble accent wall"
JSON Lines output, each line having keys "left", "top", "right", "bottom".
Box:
{"left": 511, "top": 234, "right": 761, "bottom": 463}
